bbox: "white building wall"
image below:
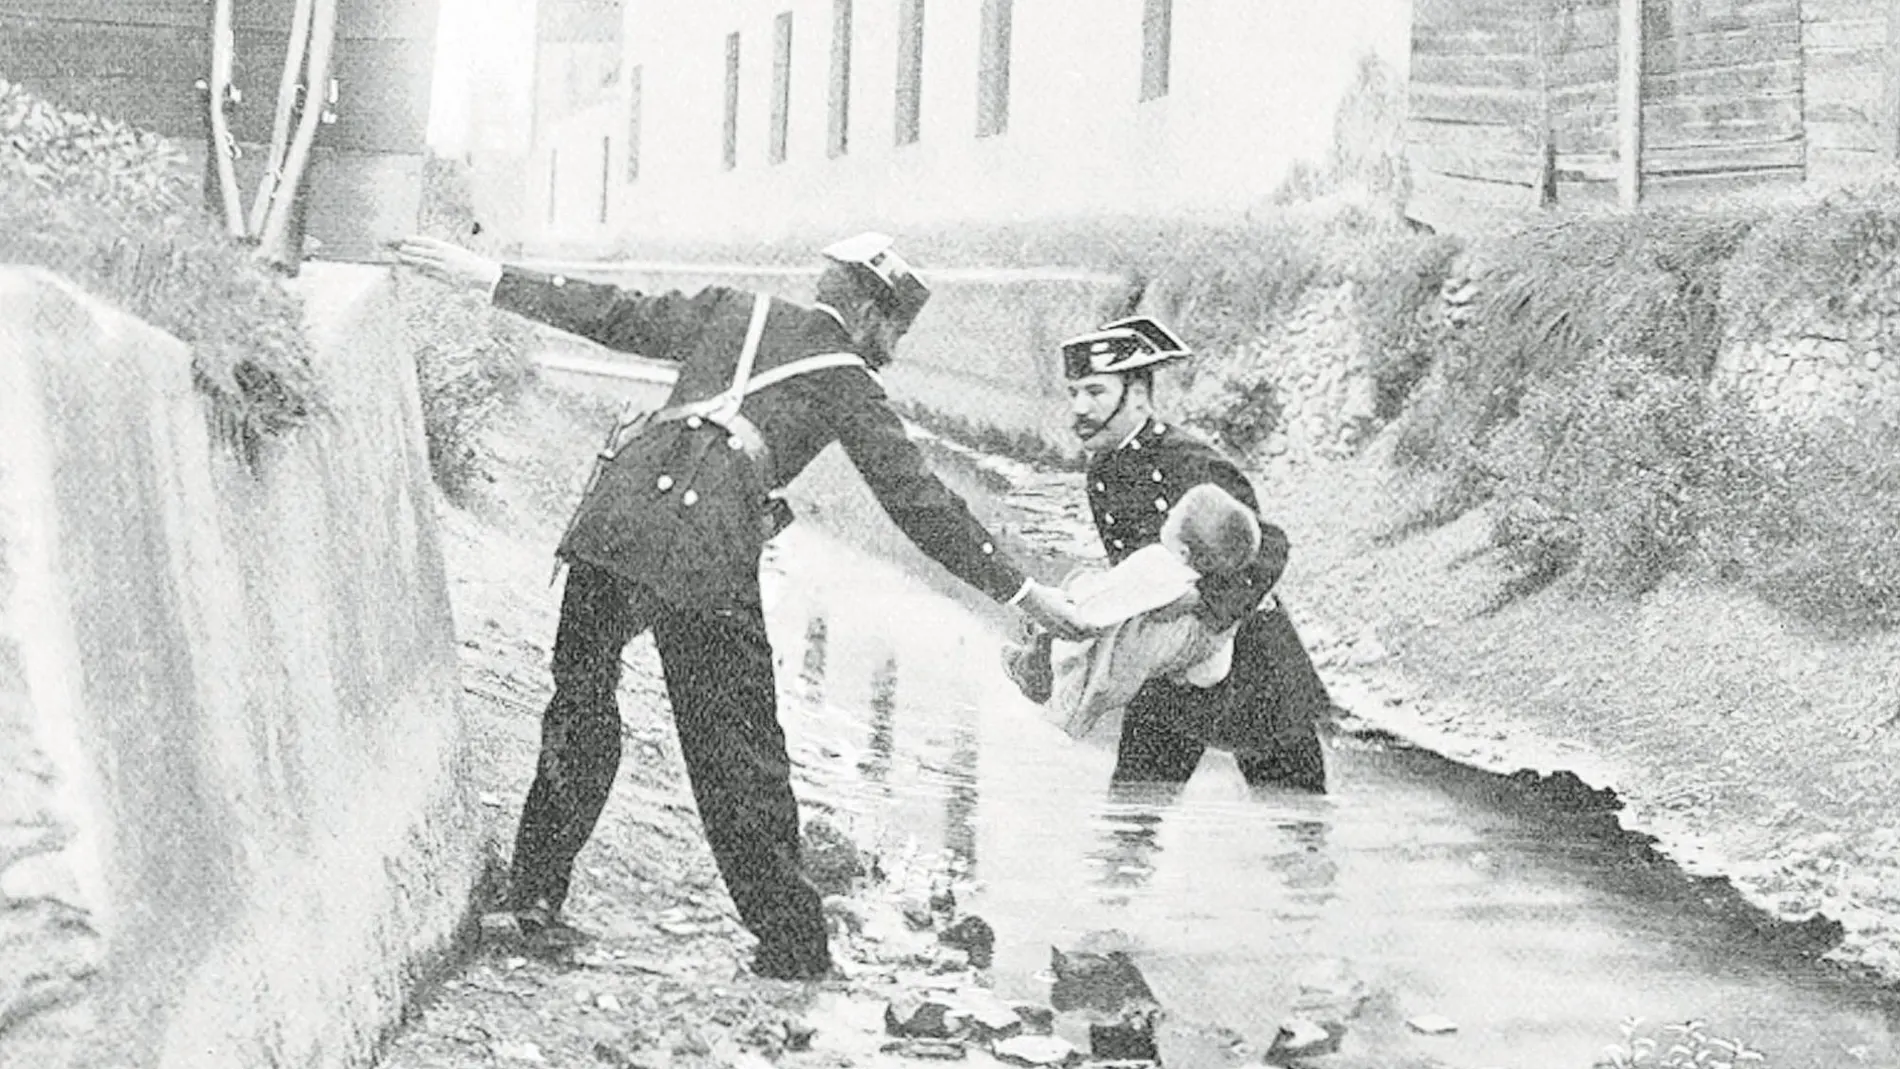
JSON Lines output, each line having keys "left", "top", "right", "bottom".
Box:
{"left": 531, "top": 0, "right": 1411, "bottom": 250}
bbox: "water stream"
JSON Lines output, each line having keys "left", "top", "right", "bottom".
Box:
{"left": 754, "top": 449, "right": 1900, "bottom": 1069}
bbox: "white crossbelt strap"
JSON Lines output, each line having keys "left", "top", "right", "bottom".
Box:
{"left": 703, "top": 292, "right": 774, "bottom": 427}
{"left": 741, "top": 351, "right": 865, "bottom": 393}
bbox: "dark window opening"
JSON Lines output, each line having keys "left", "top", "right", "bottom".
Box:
{"left": 895, "top": 0, "right": 924, "bottom": 145}
{"left": 977, "top": 0, "right": 1012, "bottom": 137}
{"left": 770, "top": 12, "right": 793, "bottom": 163}
{"left": 828, "top": 0, "right": 853, "bottom": 157}
{"left": 723, "top": 31, "right": 741, "bottom": 169}
{"left": 1140, "top": 0, "right": 1172, "bottom": 102}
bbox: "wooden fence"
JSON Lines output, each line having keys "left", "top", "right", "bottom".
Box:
{"left": 1408, "top": 0, "right": 1899, "bottom": 230}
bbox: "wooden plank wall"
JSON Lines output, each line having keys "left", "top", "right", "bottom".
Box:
{"left": 0, "top": 0, "right": 437, "bottom": 153}
{"left": 1638, "top": 0, "right": 1806, "bottom": 202}
{"left": 1549, "top": 0, "right": 1622, "bottom": 207}
{"left": 1408, "top": 0, "right": 1898, "bottom": 228}
{"left": 1405, "top": 0, "right": 1551, "bottom": 230}
{"left": 0, "top": 1, "right": 207, "bottom": 139}
{"left": 1805, "top": 0, "right": 1893, "bottom": 184}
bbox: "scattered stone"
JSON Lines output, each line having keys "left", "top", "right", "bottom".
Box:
{"left": 711, "top": 1039, "right": 778, "bottom": 1069}
{"left": 902, "top": 900, "right": 939, "bottom": 931}
{"left": 1048, "top": 940, "right": 1154, "bottom": 1015}
{"left": 929, "top": 883, "right": 958, "bottom": 916}
{"left": 954, "top": 991, "right": 1025, "bottom": 1040}
{"left": 591, "top": 1040, "right": 642, "bottom": 1068}
{"left": 993, "top": 1034, "right": 1079, "bottom": 1067}
{"left": 495, "top": 1039, "right": 547, "bottom": 1063}
{"left": 596, "top": 992, "right": 623, "bottom": 1013}
{"left": 929, "top": 946, "right": 972, "bottom": 974}
{"left": 480, "top": 912, "right": 521, "bottom": 942}
{"left": 804, "top": 817, "right": 869, "bottom": 896}
{"left": 1012, "top": 1003, "right": 1056, "bottom": 1035}
{"left": 479, "top": 792, "right": 505, "bottom": 808}
{"left": 882, "top": 1038, "right": 968, "bottom": 1060}
{"left": 940, "top": 915, "right": 996, "bottom": 968}
{"left": 1088, "top": 1005, "right": 1160, "bottom": 1062}
{"left": 784, "top": 1021, "right": 817, "bottom": 1051}
{"left": 1406, "top": 1013, "right": 1458, "bottom": 1035}
{"left": 886, "top": 993, "right": 959, "bottom": 1038}
{"left": 1291, "top": 959, "right": 1371, "bottom": 1023}
{"left": 1264, "top": 1017, "right": 1341, "bottom": 1063}
{"left": 823, "top": 894, "right": 868, "bottom": 935}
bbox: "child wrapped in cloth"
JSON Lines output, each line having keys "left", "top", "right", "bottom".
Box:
{"left": 1005, "top": 483, "right": 1264, "bottom": 739}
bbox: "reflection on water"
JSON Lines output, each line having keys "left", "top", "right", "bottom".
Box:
{"left": 862, "top": 656, "right": 897, "bottom": 787}
{"left": 1090, "top": 806, "right": 1164, "bottom": 893}
{"left": 764, "top": 523, "right": 1900, "bottom": 1069}
{"left": 945, "top": 724, "right": 980, "bottom": 871}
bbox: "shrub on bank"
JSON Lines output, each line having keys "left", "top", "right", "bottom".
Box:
{"left": 1397, "top": 193, "right": 1900, "bottom": 632}
{"left": 1393, "top": 209, "right": 1749, "bottom": 477}
{"left": 1481, "top": 350, "right": 1714, "bottom": 597}
{"left": 1694, "top": 405, "right": 1900, "bottom": 634}
{"left": 403, "top": 156, "right": 537, "bottom": 500}
{"left": 0, "top": 77, "right": 319, "bottom": 456}
{"left": 1349, "top": 228, "right": 1463, "bottom": 421}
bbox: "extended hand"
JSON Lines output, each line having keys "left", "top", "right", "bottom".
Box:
{"left": 391, "top": 235, "right": 504, "bottom": 293}
{"left": 1016, "top": 582, "right": 1097, "bottom": 642}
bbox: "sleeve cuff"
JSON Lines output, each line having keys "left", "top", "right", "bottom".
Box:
{"left": 1005, "top": 580, "right": 1033, "bottom": 606}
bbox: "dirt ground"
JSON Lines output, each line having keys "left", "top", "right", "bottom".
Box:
{"left": 1253, "top": 433, "right": 1900, "bottom": 982}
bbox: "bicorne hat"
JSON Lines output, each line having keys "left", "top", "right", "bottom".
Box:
{"left": 822, "top": 231, "right": 931, "bottom": 330}
{"left": 1059, "top": 315, "right": 1193, "bottom": 379}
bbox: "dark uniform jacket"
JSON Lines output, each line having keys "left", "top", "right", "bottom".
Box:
{"left": 494, "top": 267, "right": 1026, "bottom": 611}
{"left": 1086, "top": 418, "right": 1330, "bottom": 752}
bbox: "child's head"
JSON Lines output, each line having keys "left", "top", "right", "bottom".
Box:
{"left": 1159, "top": 484, "right": 1260, "bottom": 576}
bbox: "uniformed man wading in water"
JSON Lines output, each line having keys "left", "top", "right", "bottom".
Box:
{"left": 1035, "top": 316, "right": 1332, "bottom": 794}
{"left": 394, "top": 232, "right": 1089, "bottom": 980}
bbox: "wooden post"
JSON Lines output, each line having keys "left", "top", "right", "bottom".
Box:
{"left": 1617, "top": 0, "right": 1644, "bottom": 208}
{"left": 1885, "top": 0, "right": 1900, "bottom": 161}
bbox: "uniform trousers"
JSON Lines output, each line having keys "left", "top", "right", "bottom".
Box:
{"left": 1109, "top": 608, "right": 1329, "bottom": 794}
{"left": 508, "top": 561, "right": 829, "bottom": 969}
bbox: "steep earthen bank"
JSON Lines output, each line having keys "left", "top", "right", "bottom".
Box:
{"left": 1259, "top": 441, "right": 1900, "bottom": 980}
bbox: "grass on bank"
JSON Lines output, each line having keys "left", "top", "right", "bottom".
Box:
{"left": 0, "top": 78, "right": 534, "bottom": 499}
{"left": 0, "top": 77, "right": 319, "bottom": 458}
{"left": 1389, "top": 190, "right": 1900, "bottom": 633}
{"left": 404, "top": 156, "right": 539, "bottom": 501}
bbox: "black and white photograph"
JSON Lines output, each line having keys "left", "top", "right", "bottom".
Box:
{"left": 3, "top": 1, "right": 1900, "bottom": 1067}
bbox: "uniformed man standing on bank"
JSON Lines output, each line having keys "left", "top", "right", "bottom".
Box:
{"left": 394, "top": 232, "right": 1088, "bottom": 980}
{"left": 1058, "top": 316, "right": 1330, "bottom": 793}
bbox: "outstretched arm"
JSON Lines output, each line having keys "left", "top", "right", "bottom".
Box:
{"left": 818, "top": 369, "right": 1091, "bottom": 638}
{"left": 392, "top": 235, "right": 716, "bottom": 358}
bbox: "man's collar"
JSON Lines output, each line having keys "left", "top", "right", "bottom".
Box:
{"left": 1115, "top": 416, "right": 1162, "bottom": 453}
